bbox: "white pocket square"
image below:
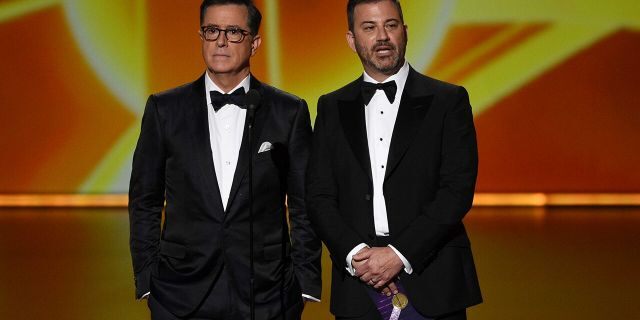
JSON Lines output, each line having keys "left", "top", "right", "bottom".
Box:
{"left": 258, "top": 141, "right": 273, "bottom": 153}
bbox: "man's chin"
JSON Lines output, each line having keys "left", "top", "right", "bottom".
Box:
{"left": 207, "top": 67, "right": 234, "bottom": 75}
{"left": 372, "top": 63, "right": 401, "bottom": 75}
{"left": 366, "top": 57, "right": 399, "bottom": 73}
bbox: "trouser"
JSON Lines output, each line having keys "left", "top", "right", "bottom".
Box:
{"left": 148, "top": 266, "right": 304, "bottom": 320}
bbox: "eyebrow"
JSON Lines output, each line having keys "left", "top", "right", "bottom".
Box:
{"left": 201, "top": 24, "right": 245, "bottom": 29}
{"left": 359, "top": 18, "right": 401, "bottom": 25}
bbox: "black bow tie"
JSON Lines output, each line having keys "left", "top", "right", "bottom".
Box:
{"left": 210, "top": 88, "right": 246, "bottom": 112}
{"left": 361, "top": 81, "right": 397, "bottom": 105}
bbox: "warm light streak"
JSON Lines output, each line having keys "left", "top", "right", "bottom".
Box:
{"left": 264, "top": 0, "right": 281, "bottom": 87}
{"left": 432, "top": 24, "right": 530, "bottom": 81}
{"left": 473, "top": 193, "right": 640, "bottom": 206}
{"left": 0, "top": 194, "right": 128, "bottom": 207}
{"left": 462, "top": 24, "right": 615, "bottom": 115}
{"left": 1, "top": 194, "right": 640, "bottom": 208}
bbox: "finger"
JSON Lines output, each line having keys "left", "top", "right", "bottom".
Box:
{"left": 361, "top": 276, "right": 372, "bottom": 285}
{"left": 355, "top": 247, "right": 374, "bottom": 260}
{"left": 352, "top": 259, "right": 367, "bottom": 269}
{"left": 353, "top": 263, "right": 369, "bottom": 276}
{"left": 372, "top": 279, "right": 387, "bottom": 289}
{"left": 360, "top": 275, "right": 376, "bottom": 285}
{"left": 357, "top": 247, "right": 370, "bottom": 254}
{"left": 353, "top": 250, "right": 372, "bottom": 261}
{"left": 387, "top": 282, "right": 399, "bottom": 295}
{"left": 360, "top": 269, "right": 380, "bottom": 282}
{"left": 360, "top": 273, "right": 378, "bottom": 284}
{"left": 360, "top": 264, "right": 380, "bottom": 278}
{"left": 381, "top": 286, "right": 391, "bottom": 296}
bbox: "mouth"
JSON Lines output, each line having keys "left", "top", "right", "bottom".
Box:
{"left": 373, "top": 45, "right": 394, "bottom": 57}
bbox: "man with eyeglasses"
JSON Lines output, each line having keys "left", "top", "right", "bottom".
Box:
{"left": 129, "top": 1, "right": 321, "bottom": 319}
{"left": 307, "top": 0, "right": 482, "bottom": 319}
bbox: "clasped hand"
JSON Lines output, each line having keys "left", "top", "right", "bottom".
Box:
{"left": 352, "top": 247, "right": 404, "bottom": 296}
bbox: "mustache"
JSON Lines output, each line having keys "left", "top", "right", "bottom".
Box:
{"left": 372, "top": 41, "right": 396, "bottom": 51}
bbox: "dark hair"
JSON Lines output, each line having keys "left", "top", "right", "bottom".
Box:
{"left": 347, "top": 0, "right": 404, "bottom": 32}
{"left": 200, "top": 0, "right": 262, "bottom": 35}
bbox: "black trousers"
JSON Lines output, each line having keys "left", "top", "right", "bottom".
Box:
{"left": 335, "top": 308, "right": 466, "bottom": 320}
{"left": 149, "top": 296, "right": 303, "bottom": 320}
{"left": 148, "top": 266, "right": 304, "bottom": 320}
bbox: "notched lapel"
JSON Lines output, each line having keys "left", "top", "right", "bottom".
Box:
{"left": 384, "top": 91, "right": 433, "bottom": 182}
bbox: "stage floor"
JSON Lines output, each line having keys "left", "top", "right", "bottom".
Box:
{"left": 1, "top": 207, "right": 638, "bottom": 319}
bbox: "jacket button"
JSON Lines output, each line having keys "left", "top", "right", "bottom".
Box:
{"left": 365, "top": 194, "right": 371, "bottom": 201}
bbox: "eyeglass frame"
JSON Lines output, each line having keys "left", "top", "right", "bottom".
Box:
{"left": 200, "top": 25, "right": 251, "bottom": 43}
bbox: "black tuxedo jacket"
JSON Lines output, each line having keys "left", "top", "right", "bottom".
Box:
{"left": 129, "top": 74, "right": 321, "bottom": 319}
{"left": 307, "top": 68, "right": 482, "bottom": 318}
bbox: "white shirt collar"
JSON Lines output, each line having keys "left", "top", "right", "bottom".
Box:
{"left": 205, "top": 72, "right": 251, "bottom": 104}
{"left": 362, "top": 60, "right": 410, "bottom": 88}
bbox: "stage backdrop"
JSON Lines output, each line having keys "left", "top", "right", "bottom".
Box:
{"left": 1, "top": 0, "right": 639, "bottom": 194}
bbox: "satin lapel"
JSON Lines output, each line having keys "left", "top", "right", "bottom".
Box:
{"left": 225, "top": 77, "right": 267, "bottom": 215}
{"left": 384, "top": 70, "right": 434, "bottom": 182}
{"left": 338, "top": 80, "right": 373, "bottom": 184}
{"left": 190, "top": 74, "right": 225, "bottom": 214}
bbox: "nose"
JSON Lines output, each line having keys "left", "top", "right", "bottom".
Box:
{"left": 375, "top": 27, "right": 390, "bottom": 41}
{"left": 216, "top": 33, "right": 228, "bottom": 47}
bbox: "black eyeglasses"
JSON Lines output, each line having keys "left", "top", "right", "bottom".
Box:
{"left": 200, "top": 26, "right": 250, "bottom": 43}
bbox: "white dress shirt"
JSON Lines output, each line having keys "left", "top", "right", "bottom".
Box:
{"left": 346, "top": 61, "right": 413, "bottom": 276}
{"left": 205, "top": 73, "right": 249, "bottom": 210}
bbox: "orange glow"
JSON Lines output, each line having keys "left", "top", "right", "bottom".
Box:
{"left": 2, "top": 194, "right": 640, "bottom": 208}
{"left": 0, "top": 194, "right": 128, "bottom": 207}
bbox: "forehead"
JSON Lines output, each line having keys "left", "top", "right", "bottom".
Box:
{"left": 202, "top": 4, "right": 249, "bottom": 27}
{"left": 353, "top": 1, "right": 401, "bottom": 23}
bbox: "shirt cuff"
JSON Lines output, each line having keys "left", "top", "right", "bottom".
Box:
{"left": 345, "top": 243, "right": 370, "bottom": 276}
{"left": 138, "top": 292, "right": 150, "bottom": 301}
{"left": 301, "top": 294, "right": 320, "bottom": 302}
{"left": 388, "top": 244, "right": 413, "bottom": 274}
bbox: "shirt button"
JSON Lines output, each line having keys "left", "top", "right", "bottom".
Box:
{"left": 225, "top": 161, "right": 231, "bottom": 165}
{"left": 379, "top": 138, "right": 383, "bottom": 141}
{"left": 381, "top": 165, "right": 385, "bottom": 169}
{"left": 380, "top": 111, "right": 384, "bottom": 114}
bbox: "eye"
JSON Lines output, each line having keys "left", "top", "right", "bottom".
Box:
{"left": 363, "top": 25, "right": 374, "bottom": 31}
{"left": 385, "top": 23, "right": 399, "bottom": 30}
{"left": 228, "top": 29, "right": 239, "bottom": 35}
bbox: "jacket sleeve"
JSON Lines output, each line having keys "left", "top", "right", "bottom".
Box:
{"left": 128, "top": 95, "right": 165, "bottom": 299}
{"left": 390, "top": 87, "right": 478, "bottom": 274}
{"left": 306, "top": 96, "right": 367, "bottom": 272}
{"left": 286, "top": 99, "right": 322, "bottom": 299}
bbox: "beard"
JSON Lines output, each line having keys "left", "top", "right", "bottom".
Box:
{"left": 355, "top": 39, "right": 405, "bottom": 75}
